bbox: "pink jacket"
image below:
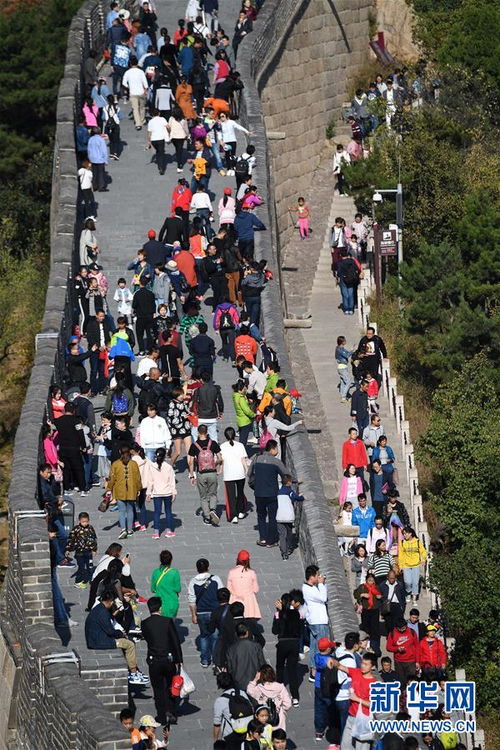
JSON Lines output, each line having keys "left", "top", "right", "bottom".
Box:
{"left": 145, "top": 459, "right": 177, "bottom": 497}
{"left": 246, "top": 680, "right": 292, "bottom": 729}
{"left": 227, "top": 565, "right": 261, "bottom": 619}
{"left": 44, "top": 436, "right": 60, "bottom": 470}
{"left": 213, "top": 303, "right": 240, "bottom": 330}
{"left": 339, "top": 475, "right": 363, "bottom": 506}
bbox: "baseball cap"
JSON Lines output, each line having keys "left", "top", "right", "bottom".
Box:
{"left": 139, "top": 715, "right": 161, "bottom": 728}
{"left": 289, "top": 389, "right": 302, "bottom": 397}
{"left": 237, "top": 549, "right": 250, "bottom": 563}
{"left": 359, "top": 631, "right": 370, "bottom": 641}
{"left": 223, "top": 187, "right": 232, "bottom": 195}
{"left": 88, "top": 263, "right": 100, "bottom": 271}
{"left": 166, "top": 260, "right": 178, "bottom": 271}
{"left": 147, "top": 229, "right": 156, "bottom": 239}
{"left": 426, "top": 624, "right": 437, "bottom": 632}
{"left": 318, "top": 637, "right": 336, "bottom": 651}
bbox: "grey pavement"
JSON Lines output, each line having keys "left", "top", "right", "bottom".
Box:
{"left": 57, "top": 1, "right": 320, "bottom": 747}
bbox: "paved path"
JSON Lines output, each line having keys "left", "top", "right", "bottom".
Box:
{"left": 57, "top": 1, "right": 319, "bottom": 747}
{"left": 301, "top": 194, "right": 432, "bottom": 617}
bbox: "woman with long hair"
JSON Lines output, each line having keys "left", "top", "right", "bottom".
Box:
{"left": 49, "top": 384, "right": 66, "bottom": 420}
{"left": 399, "top": 526, "right": 427, "bottom": 603}
{"left": 166, "top": 386, "right": 192, "bottom": 470}
{"left": 246, "top": 664, "right": 292, "bottom": 730}
{"left": 220, "top": 426, "right": 249, "bottom": 523}
{"left": 260, "top": 405, "right": 302, "bottom": 459}
{"left": 338, "top": 463, "right": 363, "bottom": 508}
{"left": 272, "top": 592, "right": 303, "bottom": 707}
{"left": 353, "top": 571, "right": 382, "bottom": 656}
{"left": 232, "top": 379, "right": 256, "bottom": 447}
{"left": 351, "top": 543, "right": 369, "bottom": 585}
{"left": 130, "top": 443, "right": 148, "bottom": 531}
{"left": 366, "top": 538, "right": 394, "bottom": 585}
{"left": 167, "top": 106, "right": 190, "bottom": 171}
{"left": 146, "top": 447, "right": 177, "bottom": 539}
{"left": 227, "top": 549, "right": 261, "bottom": 619}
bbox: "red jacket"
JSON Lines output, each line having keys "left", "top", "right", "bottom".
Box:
{"left": 174, "top": 250, "right": 197, "bottom": 288}
{"left": 341, "top": 439, "right": 368, "bottom": 469}
{"left": 171, "top": 185, "right": 192, "bottom": 215}
{"left": 386, "top": 627, "right": 419, "bottom": 663}
{"left": 417, "top": 637, "right": 447, "bottom": 668}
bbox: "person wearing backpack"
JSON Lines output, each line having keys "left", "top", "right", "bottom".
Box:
{"left": 337, "top": 248, "right": 361, "bottom": 315}
{"left": 334, "top": 632, "right": 360, "bottom": 737}
{"left": 313, "top": 637, "right": 337, "bottom": 742}
{"left": 105, "top": 379, "right": 135, "bottom": 418}
{"left": 234, "top": 145, "right": 256, "bottom": 189}
{"left": 188, "top": 424, "right": 222, "bottom": 526}
{"left": 247, "top": 664, "right": 292, "bottom": 731}
{"left": 214, "top": 299, "right": 240, "bottom": 362}
{"left": 188, "top": 558, "right": 223, "bottom": 668}
{"left": 213, "top": 672, "right": 253, "bottom": 745}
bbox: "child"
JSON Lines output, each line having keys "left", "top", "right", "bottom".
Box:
{"left": 119, "top": 709, "right": 142, "bottom": 750}
{"left": 94, "top": 412, "right": 112, "bottom": 486}
{"left": 351, "top": 213, "right": 369, "bottom": 260}
{"left": 379, "top": 655, "right": 398, "bottom": 682}
{"left": 241, "top": 719, "right": 265, "bottom": 749}
{"left": 348, "top": 232, "right": 360, "bottom": 259}
{"left": 314, "top": 637, "right": 336, "bottom": 742}
{"left": 78, "top": 159, "right": 95, "bottom": 219}
{"left": 290, "top": 197, "right": 311, "bottom": 239}
{"left": 288, "top": 388, "right": 302, "bottom": 414}
{"left": 337, "top": 500, "right": 353, "bottom": 556}
{"left": 65, "top": 512, "right": 98, "bottom": 588}
{"left": 332, "top": 143, "right": 351, "bottom": 196}
{"left": 335, "top": 336, "right": 353, "bottom": 403}
{"left": 365, "top": 371, "right": 379, "bottom": 413}
{"left": 114, "top": 277, "right": 133, "bottom": 317}
{"left": 137, "top": 715, "right": 167, "bottom": 749}
{"left": 276, "top": 475, "right": 304, "bottom": 560}
{"left": 253, "top": 706, "right": 273, "bottom": 748}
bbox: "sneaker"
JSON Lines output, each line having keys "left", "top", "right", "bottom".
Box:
{"left": 299, "top": 652, "right": 306, "bottom": 660}
{"left": 202, "top": 517, "right": 212, "bottom": 525}
{"left": 74, "top": 581, "right": 87, "bottom": 589}
{"left": 308, "top": 673, "right": 316, "bottom": 683}
{"left": 152, "top": 532, "right": 160, "bottom": 539}
{"left": 209, "top": 510, "right": 220, "bottom": 526}
{"left": 133, "top": 522, "right": 141, "bottom": 530}
{"left": 256, "top": 540, "right": 267, "bottom": 547}
{"left": 315, "top": 733, "right": 324, "bottom": 742}
{"left": 118, "top": 529, "right": 128, "bottom": 540}
{"left": 303, "top": 645, "right": 310, "bottom": 653}
{"left": 292, "top": 699, "right": 300, "bottom": 708}
{"left": 135, "top": 125, "right": 142, "bottom": 131}
{"left": 281, "top": 553, "right": 289, "bottom": 560}
{"left": 247, "top": 435, "right": 258, "bottom": 444}
{"left": 80, "top": 491, "right": 88, "bottom": 497}
{"left": 128, "top": 671, "right": 149, "bottom": 685}
{"left": 227, "top": 169, "right": 235, "bottom": 176}
{"left": 176, "top": 167, "right": 183, "bottom": 173}
{"left": 218, "top": 168, "right": 226, "bottom": 176}
{"left": 165, "top": 529, "right": 176, "bottom": 537}
{"left": 266, "top": 542, "right": 278, "bottom": 548}
{"left": 127, "top": 530, "right": 134, "bottom": 537}
{"left": 200, "top": 662, "right": 209, "bottom": 668}
{"left": 238, "top": 512, "right": 246, "bottom": 519}
{"left": 231, "top": 517, "right": 238, "bottom": 524}
{"left": 57, "top": 559, "right": 76, "bottom": 568}
{"left": 139, "top": 525, "right": 147, "bottom": 531}
{"left": 67, "top": 618, "right": 79, "bottom": 628}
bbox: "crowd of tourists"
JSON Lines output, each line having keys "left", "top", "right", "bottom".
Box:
{"left": 35, "top": 1, "right": 457, "bottom": 749}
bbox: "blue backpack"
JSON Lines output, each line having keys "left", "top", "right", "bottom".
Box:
{"left": 112, "top": 392, "right": 128, "bottom": 414}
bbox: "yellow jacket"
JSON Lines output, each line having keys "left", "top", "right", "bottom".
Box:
{"left": 258, "top": 387, "right": 292, "bottom": 415}
{"left": 398, "top": 537, "right": 427, "bottom": 569}
{"left": 107, "top": 458, "right": 142, "bottom": 501}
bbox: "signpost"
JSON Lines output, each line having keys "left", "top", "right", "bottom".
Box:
{"left": 373, "top": 225, "right": 398, "bottom": 300}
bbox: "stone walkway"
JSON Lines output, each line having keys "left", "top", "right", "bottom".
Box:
{"left": 57, "top": 1, "right": 320, "bottom": 747}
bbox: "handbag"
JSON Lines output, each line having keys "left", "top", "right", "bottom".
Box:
{"left": 179, "top": 666, "right": 195, "bottom": 698}
{"left": 98, "top": 490, "right": 112, "bottom": 512}
{"left": 352, "top": 702, "right": 373, "bottom": 742}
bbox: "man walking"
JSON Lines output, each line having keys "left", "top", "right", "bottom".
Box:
{"left": 132, "top": 278, "right": 156, "bottom": 354}
{"left": 188, "top": 558, "right": 222, "bottom": 668}
{"left": 141, "top": 596, "right": 183, "bottom": 727}
{"left": 86, "top": 309, "right": 111, "bottom": 396}
{"left": 122, "top": 56, "right": 148, "bottom": 130}
{"left": 350, "top": 380, "right": 370, "bottom": 436}
{"left": 192, "top": 371, "right": 224, "bottom": 440}
{"left": 87, "top": 127, "right": 109, "bottom": 192}
{"left": 188, "top": 424, "right": 222, "bottom": 527}
{"left": 247, "top": 439, "right": 286, "bottom": 548}
{"left": 147, "top": 109, "right": 169, "bottom": 174}
{"left": 226, "top": 623, "right": 265, "bottom": 691}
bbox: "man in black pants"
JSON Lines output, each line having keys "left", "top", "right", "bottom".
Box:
{"left": 56, "top": 402, "right": 87, "bottom": 493}
{"left": 132, "top": 277, "right": 156, "bottom": 354}
{"left": 141, "top": 596, "right": 183, "bottom": 727}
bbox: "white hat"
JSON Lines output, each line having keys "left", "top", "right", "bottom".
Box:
{"left": 118, "top": 8, "right": 130, "bottom": 19}
{"left": 166, "top": 260, "right": 178, "bottom": 271}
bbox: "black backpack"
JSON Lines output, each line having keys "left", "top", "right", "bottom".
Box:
{"left": 222, "top": 689, "right": 254, "bottom": 734}
{"left": 266, "top": 697, "right": 280, "bottom": 727}
{"left": 340, "top": 258, "right": 360, "bottom": 287}
{"left": 320, "top": 654, "right": 351, "bottom": 699}
{"left": 235, "top": 154, "right": 250, "bottom": 178}
{"left": 219, "top": 310, "right": 235, "bottom": 330}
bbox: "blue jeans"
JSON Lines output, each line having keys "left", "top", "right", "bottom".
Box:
{"left": 191, "top": 174, "right": 209, "bottom": 193}
{"left": 339, "top": 281, "right": 354, "bottom": 313}
{"left": 403, "top": 565, "right": 421, "bottom": 596}
{"left": 89, "top": 350, "right": 106, "bottom": 394}
{"left": 210, "top": 143, "right": 224, "bottom": 171}
{"left": 75, "top": 551, "right": 93, "bottom": 583}
{"left": 153, "top": 495, "right": 173, "bottom": 532}
{"left": 238, "top": 423, "right": 253, "bottom": 447}
{"left": 196, "top": 208, "right": 214, "bottom": 240}
{"left": 309, "top": 623, "right": 330, "bottom": 669}
{"left": 314, "top": 688, "right": 331, "bottom": 734}
{"left": 117, "top": 500, "right": 135, "bottom": 531}
{"left": 244, "top": 296, "right": 261, "bottom": 325}
{"left": 51, "top": 568, "right": 68, "bottom": 627}
{"left": 338, "top": 366, "right": 352, "bottom": 398}
{"left": 255, "top": 497, "right": 278, "bottom": 544}
{"left": 197, "top": 611, "right": 217, "bottom": 665}
{"left": 134, "top": 489, "right": 147, "bottom": 526}
{"left": 52, "top": 518, "right": 68, "bottom": 563}
{"left": 337, "top": 698, "right": 350, "bottom": 736}
{"left": 192, "top": 421, "right": 218, "bottom": 441}
{"left": 145, "top": 448, "right": 158, "bottom": 461}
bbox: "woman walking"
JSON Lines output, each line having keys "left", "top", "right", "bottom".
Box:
{"left": 399, "top": 526, "right": 427, "bottom": 603}
{"left": 220, "top": 426, "right": 249, "bottom": 523}
{"left": 353, "top": 572, "right": 382, "bottom": 656}
{"left": 247, "top": 665, "right": 292, "bottom": 730}
{"left": 107, "top": 447, "right": 142, "bottom": 539}
{"left": 272, "top": 592, "right": 303, "bottom": 707}
{"left": 227, "top": 549, "right": 261, "bottom": 620}
{"left": 366, "top": 539, "right": 394, "bottom": 585}
{"left": 167, "top": 107, "right": 190, "bottom": 172}
{"left": 166, "top": 386, "right": 192, "bottom": 470}
{"left": 146, "top": 448, "right": 177, "bottom": 538}
{"left": 232, "top": 379, "right": 256, "bottom": 447}
{"left": 151, "top": 549, "right": 181, "bottom": 618}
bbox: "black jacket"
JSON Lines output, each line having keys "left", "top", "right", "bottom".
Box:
{"left": 104, "top": 425, "right": 133, "bottom": 462}
{"left": 357, "top": 334, "right": 387, "bottom": 361}
{"left": 86, "top": 318, "right": 112, "bottom": 348}
{"left": 56, "top": 414, "right": 87, "bottom": 451}
{"left": 350, "top": 387, "right": 368, "bottom": 419}
{"left": 137, "top": 377, "right": 172, "bottom": 416}
{"left": 271, "top": 608, "right": 303, "bottom": 640}
{"left": 193, "top": 381, "right": 224, "bottom": 418}
{"left": 141, "top": 614, "right": 183, "bottom": 662}
{"left": 159, "top": 215, "right": 186, "bottom": 246}
{"left": 67, "top": 351, "right": 91, "bottom": 384}
{"left": 189, "top": 334, "right": 215, "bottom": 367}
{"left": 142, "top": 239, "right": 169, "bottom": 268}
{"left": 379, "top": 580, "right": 406, "bottom": 612}
{"left": 132, "top": 288, "right": 156, "bottom": 318}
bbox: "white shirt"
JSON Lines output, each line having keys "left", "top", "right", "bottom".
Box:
{"left": 78, "top": 167, "right": 93, "bottom": 190}
{"left": 113, "top": 287, "right": 133, "bottom": 315}
{"left": 190, "top": 192, "right": 213, "bottom": 211}
{"left": 302, "top": 581, "right": 328, "bottom": 625}
{"left": 333, "top": 150, "right": 351, "bottom": 173}
{"left": 137, "top": 357, "right": 159, "bottom": 378}
{"left": 156, "top": 87, "right": 172, "bottom": 110}
{"left": 147, "top": 115, "right": 168, "bottom": 141}
{"left": 335, "top": 646, "right": 357, "bottom": 701}
{"left": 139, "top": 415, "right": 172, "bottom": 450}
{"left": 220, "top": 440, "right": 248, "bottom": 481}
{"left": 247, "top": 366, "right": 267, "bottom": 398}
{"left": 220, "top": 119, "right": 249, "bottom": 143}
{"left": 237, "top": 182, "right": 249, "bottom": 201}
{"left": 122, "top": 67, "right": 148, "bottom": 96}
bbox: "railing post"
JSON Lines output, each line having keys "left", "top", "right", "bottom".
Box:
{"left": 400, "top": 420, "right": 410, "bottom": 453}
{"left": 395, "top": 394, "right": 405, "bottom": 433}
{"left": 388, "top": 377, "right": 397, "bottom": 415}
{"left": 381, "top": 358, "right": 390, "bottom": 398}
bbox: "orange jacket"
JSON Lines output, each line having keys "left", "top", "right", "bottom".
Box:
{"left": 258, "top": 387, "right": 292, "bottom": 415}
{"left": 174, "top": 250, "right": 197, "bottom": 288}
{"left": 234, "top": 334, "right": 258, "bottom": 363}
